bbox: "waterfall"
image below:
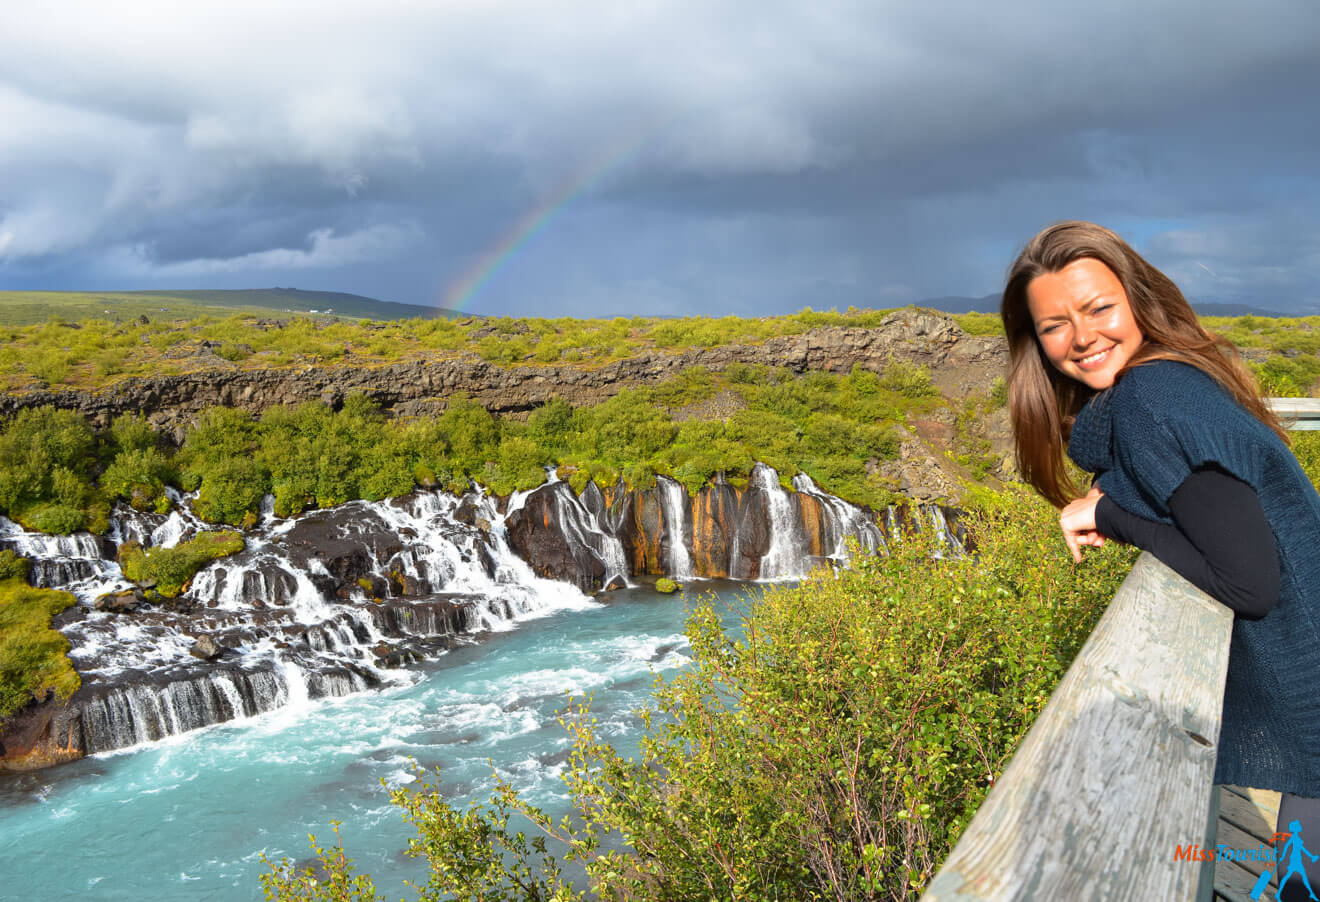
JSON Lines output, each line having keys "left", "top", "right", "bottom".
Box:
{"left": 921, "top": 505, "right": 965, "bottom": 559}
{"left": 4, "top": 468, "right": 920, "bottom": 765}
{"left": 657, "top": 477, "right": 694, "bottom": 579}
{"left": 791, "top": 473, "right": 886, "bottom": 561}
{"left": 538, "top": 483, "right": 630, "bottom": 589}
{"left": 3, "top": 486, "right": 600, "bottom": 762}
{"left": 1, "top": 516, "right": 127, "bottom": 598}
{"left": 731, "top": 463, "right": 807, "bottom": 581}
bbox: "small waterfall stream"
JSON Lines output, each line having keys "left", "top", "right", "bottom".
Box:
{"left": 657, "top": 476, "right": 694, "bottom": 580}
{"left": 792, "top": 473, "right": 886, "bottom": 561}
{"left": 758, "top": 466, "right": 806, "bottom": 579}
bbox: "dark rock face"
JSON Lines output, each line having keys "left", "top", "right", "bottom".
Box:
{"left": 623, "top": 488, "right": 664, "bottom": 576}
{"left": 0, "top": 693, "right": 83, "bottom": 772}
{"left": 504, "top": 483, "right": 608, "bottom": 593}
{"left": 728, "top": 487, "right": 772, "bottom": 580}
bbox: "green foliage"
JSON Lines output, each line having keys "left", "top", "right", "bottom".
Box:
{"left": 655, "top": 577, "right": 678, "bottom": 594}
{"left": 648, "top": 366, "right": 716, "bottom": 408}
{"left": 118, "top": 530, "right": 244, "bottom": 598}
{"left": 880, "top": 358, "right": 938, "bottom": 399}
{"left": 951, "top": 394, "right": 1000, "bottom": 480}
{"left": 951, "top": 312, "right": 1003, "bottom": 336}
{"left": 0, "top": 406, "right": 104, "bottom": 533}
{"left": 1203, "top": 315, "right": 1320, "bottom": 355}
{"left": 1251, "top": 355, "right": 1320, "bottom": 398}
{"left": 0, "top": 551, "right": 28, "bottom": 582}
{"left": 101, "top": 448, "right": 176, "bottom": 512}
{"left": 109, "top": 413, "right": 158, "bottom": 454}
{"left": 194, "top": 457, "right": 269, "bottom": 525}
{"left": 0, "top": 578, "right": 79, "bottom": 718}
{"left": 1292, "top": 433, "right": 1320, "bottom": 486}
{"left": 263, "top": 490, "right": 1135, "bottom": 901}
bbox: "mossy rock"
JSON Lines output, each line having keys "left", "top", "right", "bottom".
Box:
{"left": 656, "top": 577, "right": 680, "bottom": 594}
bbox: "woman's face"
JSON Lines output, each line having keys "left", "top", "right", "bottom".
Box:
{"left": 1025, "top": 257, "right": 1145, "bottom": 391}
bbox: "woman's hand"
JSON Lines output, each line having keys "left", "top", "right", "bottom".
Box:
{"left": 1060, "top": 485, "right": 1108, "bottom": 563}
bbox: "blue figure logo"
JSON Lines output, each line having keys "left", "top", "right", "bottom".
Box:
{"left": 1252, "top": 820, "right": 1320, "bottom": 900}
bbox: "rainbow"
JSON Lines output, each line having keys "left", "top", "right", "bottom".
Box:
{"left": 439, "top": 127, "right": 653, "bottom": 314}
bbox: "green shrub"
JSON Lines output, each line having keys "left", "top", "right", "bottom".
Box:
{"left": 118, "top": 530, "right": 244, "bottom": 598}
{"left": 0, "top": 406, "right": 101, "bottom": 530}
{"left": 951, "top": 312, "right": 1003, "bottom": 336}
{"left": 109, "top": 413, "right": 158, "bottom": 454}
{"left": 0, "top": 550, "right": 28, "bottom": 582}
{"left": 101, "top": 447, "right": 175, "bottom": 512}
{"left": 1252, "top": 355, "right": 1320, "bottom": 398}
{"left": 193, "top": 457, "right": 268, "bottom": 525}
{"left": 21, "top": 503, "right": 90, "bottom": 535}
{"left": 0, "top": 579, "right": 79, "bottom": 718}
{"left": 880, "top": 358, "right": 938, "bottom": 399}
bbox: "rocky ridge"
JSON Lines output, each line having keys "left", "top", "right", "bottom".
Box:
{"left": 0, "top": 309, "right": 1007, "bottom": 427}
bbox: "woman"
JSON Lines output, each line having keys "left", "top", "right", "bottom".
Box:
{"left": 1001, "top": 221, "right": 1320, "bottom": 899}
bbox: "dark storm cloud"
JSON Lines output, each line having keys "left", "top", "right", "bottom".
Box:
{"left": 1, "top": 1, "right": 1317, "bottom": 313}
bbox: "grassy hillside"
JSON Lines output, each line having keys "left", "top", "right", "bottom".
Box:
{"left": 0, "top": 288, "right": 459, "bottom": 327}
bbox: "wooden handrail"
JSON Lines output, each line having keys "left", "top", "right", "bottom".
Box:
{"left": 1268, "top": 397, "right": 1320, "bottom": 430}
{"left": 922, "top": 553, "right": 1233, "bottom": 900}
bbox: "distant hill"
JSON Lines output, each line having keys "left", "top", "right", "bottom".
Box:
{"left": 913, "top": 293, "right": 1295, "bottom": 320}
{"left": 0, "top": 288, "right": 464, "bottom": 326}
{"left": 127, "top": 288, "right": 464, "bottom": 320}
{"left": 915, "top": 293, "right": 1002, "bottom": 314}
{"left": 1189, "top": 301, "right": 1292, "bottom": 318}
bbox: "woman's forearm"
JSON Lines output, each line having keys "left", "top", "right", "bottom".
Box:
{"left": 1094, "top": 467, "right": 1280, "bottom": 619}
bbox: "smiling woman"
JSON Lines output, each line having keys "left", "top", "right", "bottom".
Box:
{"left": 1001, "top": 220, "right": 1320, "bottom": 901}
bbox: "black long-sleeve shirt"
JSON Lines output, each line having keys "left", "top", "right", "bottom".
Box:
{"left": 1094, "top": 465, "right": 1281, "bottom": 619}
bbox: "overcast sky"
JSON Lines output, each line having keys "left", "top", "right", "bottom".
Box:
{"left": 2, "top": 1, "right": 1318, "bottom": 316}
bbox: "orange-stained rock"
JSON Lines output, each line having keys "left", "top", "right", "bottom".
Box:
{"left": 625, "top": 489, "right": 665, "bottom": 576}
{"left": 795, "top": 493, "right": 829, "bottom": 560}
{"left": 0, "top": 693, "right": 84, "bottom": 773}
{"left": 690, "top": 482, "right": 742, "bottom": 578}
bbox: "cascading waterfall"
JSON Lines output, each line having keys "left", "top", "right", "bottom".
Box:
{"left": 657, "top": 476, "right": 694, "bottom": 579}
{"left": 4, "top": 486, "right": 596, "bottom": 762}
{"left": 919, "top": 504, "right": 965, "bottom": 558}
{"left": 1, "top": 517, "right": 125, "bottom": 594}
{"left": 732, "top": 463, "right": 808, "bottom": 580}
{"left": 3, "top": 466, "right": 945, "bottom": 766}
{"left": 791, "top": 473, "right": 886, "bottom": 561}
{"left": 541, "top": 482, "right": 631, "bottom": 588}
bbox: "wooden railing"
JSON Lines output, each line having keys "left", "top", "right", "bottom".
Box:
{"left": 1268, "top": 397, "right": 1320, "bottom": 430}
{"left": 921, "top": 553, "right": 1234, "bottom": 900}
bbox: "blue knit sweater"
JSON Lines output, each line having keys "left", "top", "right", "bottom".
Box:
{"left": 1068, "top": 360, "right": 1320, "bottom": 796}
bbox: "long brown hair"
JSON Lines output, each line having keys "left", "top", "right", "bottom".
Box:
{"left": 1001, "top": 220, "right": 1285, "bottom": 508}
